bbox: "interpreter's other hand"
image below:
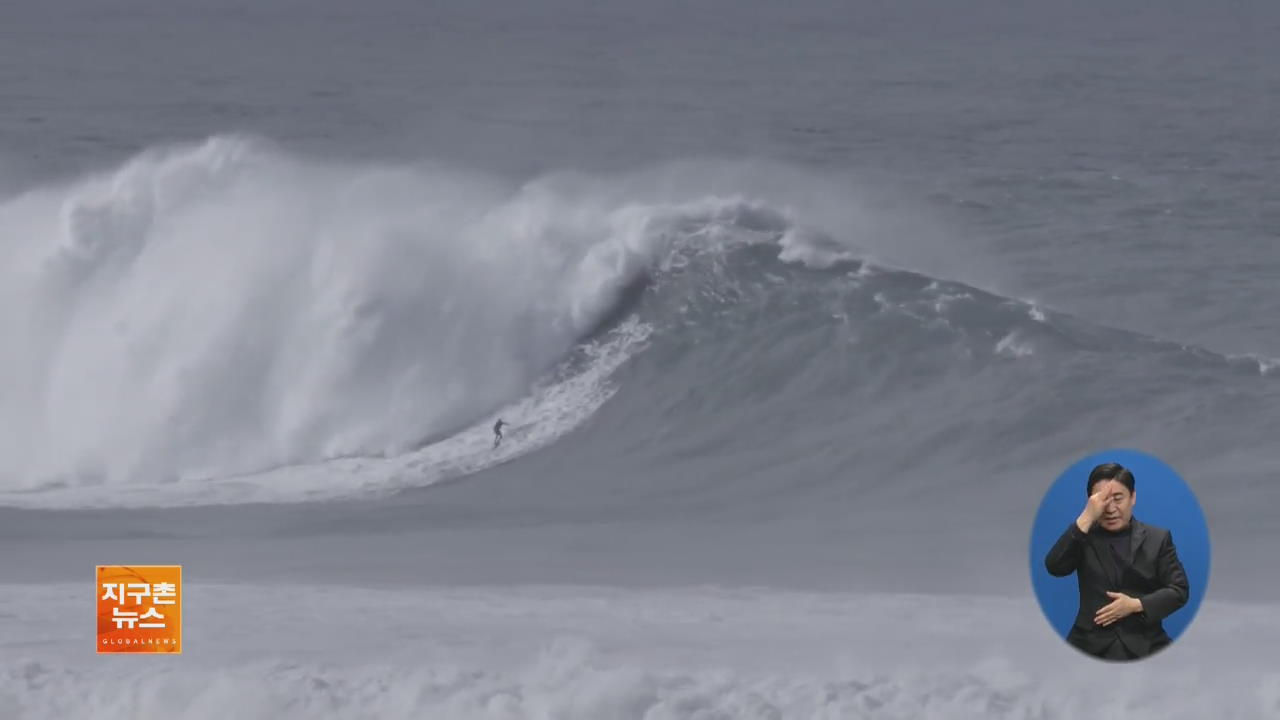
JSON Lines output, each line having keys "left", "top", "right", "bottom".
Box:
{"left": 1095, "top": 591, "right": 1142, "bottom": 627}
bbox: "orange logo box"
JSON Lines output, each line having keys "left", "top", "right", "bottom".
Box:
{"left": 96, "top": 565, "right": 182, "bottom": 654}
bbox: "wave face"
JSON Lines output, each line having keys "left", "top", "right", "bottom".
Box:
{"left": 2, "top": 137, "right": 1278, "bottom": 509}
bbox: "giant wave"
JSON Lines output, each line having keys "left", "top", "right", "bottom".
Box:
{"left": 1, "top": 136, "right": 1277, "bottom": 510}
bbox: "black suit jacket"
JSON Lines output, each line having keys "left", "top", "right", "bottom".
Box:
{"left": 1044, "top": 517, "right": 1189, "bottom": 659}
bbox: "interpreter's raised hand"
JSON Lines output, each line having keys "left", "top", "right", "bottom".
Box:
{"left": 1076, "top": 480, "right": 1114, "bottom": 533}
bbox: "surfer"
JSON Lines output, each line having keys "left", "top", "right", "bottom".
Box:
{"left": 492, "top": 419, "right": 507, "bottom": 448}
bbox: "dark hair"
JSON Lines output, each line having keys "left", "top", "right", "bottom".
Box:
{"left": 1087, "top": 462, "right": 1135, "bottom": 495}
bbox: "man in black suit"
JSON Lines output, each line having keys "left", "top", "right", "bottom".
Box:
{"left": 1044, "top": 462, "right": 1190, "bottom": 661}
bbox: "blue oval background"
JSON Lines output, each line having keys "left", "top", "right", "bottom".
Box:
{"left": 1029, "top": 449, "right": 1211, "bottom": 644}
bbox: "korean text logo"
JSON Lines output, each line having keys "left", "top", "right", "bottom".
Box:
{"left": 96, "top": 565, "right": 182, "bottom": 654}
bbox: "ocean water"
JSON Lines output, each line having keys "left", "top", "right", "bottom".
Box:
{"left": 2, "top": 0, "right": 1280, "bottom": 717}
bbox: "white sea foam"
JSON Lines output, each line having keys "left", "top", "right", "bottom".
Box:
{"left": 2, "top": 584, "right": 1277, "bottom": 720}
{"left": 995, "top": 331, "right": 1035, "bottom": 358}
